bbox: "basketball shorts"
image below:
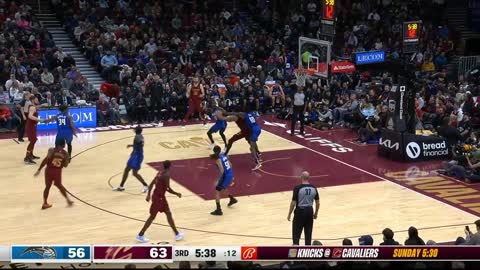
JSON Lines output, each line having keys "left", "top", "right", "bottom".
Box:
{"left": 210, "top": 122, "right": 226, "bottom": 133}
{"left": 250, "top": 126, "right": 261, "bottom": 142}
{"left": 216, "top": 173, "right": 234, "bottom": 191}
{"left": 150, "top": 197, "right": 170, "bottom": 215}
{"left": 55, "top": 132, "right": 73, "bottom": 145}
{"left": 127, "top": 154, "right": 144, "bottom": 171}
{"left": 45, "top": 169, "right": 62, "bottom": 186}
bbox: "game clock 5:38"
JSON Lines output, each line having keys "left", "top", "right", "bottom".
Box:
{"left": 195, "top": 248, "right": 216, "bottom": 258}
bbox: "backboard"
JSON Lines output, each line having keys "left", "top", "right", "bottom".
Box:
{"left": 298, "top": 37, "right": 332, "bottom": 79}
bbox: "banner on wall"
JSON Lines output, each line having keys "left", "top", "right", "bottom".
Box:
{"left": 330, "top": 61, "right": 356, "bottom": 73}
{"left": 37, "top": 106, "right": 97, "bottom": 131}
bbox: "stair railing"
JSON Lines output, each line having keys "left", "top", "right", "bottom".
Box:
{"left": 458, "top": 55, "right": 480, "bottom": 77}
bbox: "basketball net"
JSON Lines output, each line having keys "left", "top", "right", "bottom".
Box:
{"left": 294, "top": 68, "right": 315, "bottom": 87}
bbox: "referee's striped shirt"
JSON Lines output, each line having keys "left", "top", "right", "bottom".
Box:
{"left": 292, "top": 184, "right": 319, "bottom": 208}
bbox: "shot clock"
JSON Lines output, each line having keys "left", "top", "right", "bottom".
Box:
{"left": 173, "top": 246, "right": 241, "bottom": 261}
{"left": 402, "top": 21, "right": 422, "bottom": 53}
{"left": 320, "top": 0, "right": 336, "bottom": 36}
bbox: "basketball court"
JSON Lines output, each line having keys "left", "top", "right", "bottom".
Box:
{"left": 1, "top": 115, "right": 479, "bottom": 249}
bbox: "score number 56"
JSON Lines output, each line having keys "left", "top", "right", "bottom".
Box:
{"left": 150, "top": 247, "right": 168, "bottom": 259}
{"left": 67, "top": 248, "right": 86, "bottom": 258}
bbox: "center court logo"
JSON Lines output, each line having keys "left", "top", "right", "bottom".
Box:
{"left": 406, "top": 142, "right": 421, "bottom": 159}
{"left": 241, "top": 247, "right": 258, "bottom": 260}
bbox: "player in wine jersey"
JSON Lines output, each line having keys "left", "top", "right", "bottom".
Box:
{"left": 136, "top": 160, "right": 185, "bottom": 243}
{"left": 24, "top": 95, "right": 44, "bottom": 165}
{"left": 223, "top": 112, "right": 250, "bottom": 156}
{"left": 207, "top": 108, "right": 227, "bottom": 150}
{"left": 183, "top": 76, "right": 206, "bottom": 127}
{"left": 223, "top": 112, "right": 262, "bottom": 168}
{"left": 113, "top": 126, "right": 149, "bottom": 192}
{"left": 210, "top": 146, "right": 237, "bottom": 216}
{"left": 34, "top": 139, "right": 74, "bottom": 210}
{"left": 244, "top": 111, "right": 262, "bottom": 170}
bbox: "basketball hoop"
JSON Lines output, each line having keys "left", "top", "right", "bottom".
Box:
{"left": 294, "top": 68, "right": 315, "bottom": 87}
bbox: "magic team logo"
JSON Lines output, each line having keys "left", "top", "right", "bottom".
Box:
{"left": 20, "top": 246, "right": 57, "bottom": 259}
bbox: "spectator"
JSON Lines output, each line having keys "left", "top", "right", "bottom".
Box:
{"left": 359, "top": 235, "right": 374, "bottom": 245}
{"left": 405, "top": 226, "right": 426, "bottom": 245}
{"left": 0, "top": 103, "right": 15, "bottom": 131}
{"left": 0, "top": 86, "right": 10, "bottom": 104}
{"left": 380, "top": 228, "right": 400, "bottom": 245}
{"left": 464, "top": 220, "right": 480, "bottom": 245}
{"left": 101, "top": 50, "right": 118, "bottom": 81}
{"left": 40, "top": 68, "right": 54, "bottom": 86}
{"left": 96, "top": 95, "right": 115, "bottom": 126}
{"left": 56, "top": 90, "right": 73, "bottom": 106}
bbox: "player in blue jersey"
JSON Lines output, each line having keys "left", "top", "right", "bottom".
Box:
{"left": 55, "top": 105, "right": 76, "bottom": 159}
{"left": 43, "top": 105, "right": 77, "bottom": 159}
{"left": 210, "top": 145, "right": 237, "bottom": 216}
{"left": 244, "top": 110, "right": 262, "bottom": 171}
{"left": 207, "top": 108, "right": 227, "bottom": 150}
{"left": 113, "top": 126, "right": 149, "bottom": 192}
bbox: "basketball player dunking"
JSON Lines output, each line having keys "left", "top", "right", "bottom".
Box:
{"left": 25, "top": 96, "right": 44, "bottom": 165}
{"left": 34, "top": 139, "right": 74, "bottom": 210}
{"left": 207, "top": 108, "right": 227, "bottom": 150}
{"left": 210, "top": 146, "right": 237, "bottom": 216}
{"left": 113, "top": 126, "right": 149, "bottom": 192}
{"left": 136, "top": 160, "right": 185, "bottom": 243}
{"left": 183, "top": 76, "right": 206, "bottom": 127}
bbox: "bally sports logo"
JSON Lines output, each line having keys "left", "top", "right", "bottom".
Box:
{"left": 241, "top": 247, "right": 258, "bottom": 260}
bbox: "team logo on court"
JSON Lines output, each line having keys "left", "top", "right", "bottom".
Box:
{"left": 241, "top": 247, "right": 258, "bottom": 260}
{"left": 406, "top": 142, "right": 421, "bottom": 159}
{"left": 20, "top": 246, "right": 57, "bottom": 259}
{"left": 288, "top": 249, "right": 298, "bottom": 258}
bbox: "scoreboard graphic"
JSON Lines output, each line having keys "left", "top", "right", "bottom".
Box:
{"left": 3, "top": 245, "right": 480, "bottom": 263}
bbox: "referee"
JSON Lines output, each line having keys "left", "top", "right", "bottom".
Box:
{"left": 287, "top": 171, "right": 319, "bottom": 246}
{"left": 290, "top": 86, "right": 308, "bottom": 136}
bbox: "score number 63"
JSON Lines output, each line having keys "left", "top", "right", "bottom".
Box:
{"left": 150, "top": 247, "right": 168, "bottom": 259}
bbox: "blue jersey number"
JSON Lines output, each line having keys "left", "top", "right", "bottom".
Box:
{"left": 58, "top": 116, "right": 67, "bottom": 126}
{"left": 222, "top": 158, "right": 231, "bottom": 170}
{"left": 248, "top": 115, "right": 255, "bottom": 124}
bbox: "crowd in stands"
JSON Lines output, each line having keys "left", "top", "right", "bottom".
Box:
{"left": 0, "top": 0, "right": 478, "bottom": 176}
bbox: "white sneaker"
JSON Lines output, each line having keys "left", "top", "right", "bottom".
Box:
{"left": 142, "top": 186, "right": 149, "bottom": 193}
{"left": 175, "top": 232, "right": 185, "bottom": 241}
{"left": 252, "top": 163, "right": 262, "bottom": 171}
{"left": 136, "top": 235, "right": 149, "bottom": 243}
{"left": 208, "top": 143, "right": 215, "bottom": 150}
{"left": 113, "top": 186, "right": 125, "bottom": 192}
{"left": 181, "top": 125, "right": 186, "bottom": 129}
{"left": 206, "top": 115, "right": 211, "bottom": 121}
{"left": 203, "top": 123, "right": 208, "bottom": 129}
